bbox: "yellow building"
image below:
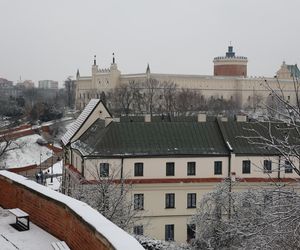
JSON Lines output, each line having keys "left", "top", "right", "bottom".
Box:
{"left": 62, "top": 99, "right": 300, "bottom": 243}
{"left": 75, "top": 47, "right": 300, "bottom": 111}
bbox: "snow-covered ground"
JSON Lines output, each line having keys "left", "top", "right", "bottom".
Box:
{"left": 44, "top": 160, "right": 63, "bottom": 191}
{"left": 0, "top": 207, "right": 59, "bottom": 250}
{"left": 1, "top": 134, "right": 52, "bottom": 169}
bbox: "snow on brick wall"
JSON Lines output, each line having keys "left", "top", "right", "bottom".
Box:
{"left": 0, "top": 171, "right": 143, "bottom": 250}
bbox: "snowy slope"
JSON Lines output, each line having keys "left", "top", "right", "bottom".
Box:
{"left": 1, "top": 134, "right": 52, "bottom": 168}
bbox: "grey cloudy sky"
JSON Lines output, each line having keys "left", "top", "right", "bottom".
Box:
{"left": 1, "top": 0, "right": 299, "bottom": 86}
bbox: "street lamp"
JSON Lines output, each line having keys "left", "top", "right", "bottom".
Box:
{"left": 50, "top": 143, "right": 53, "bottom": 183}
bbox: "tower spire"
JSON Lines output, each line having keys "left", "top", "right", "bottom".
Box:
{"left": 93, "top": 55, "right": 96, "bottom": 65}
{"left": 146, "top": 63, "right": 150, "bottom": 74}
{"left": 112, "top": 53, "right": 115, "bottom": 64}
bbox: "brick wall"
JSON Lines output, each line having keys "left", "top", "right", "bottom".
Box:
{"left": 0, "top": 174, "right": 114, "bottom": 250}
{"left": 214, "top": 64, "right": 247, "bottom": 77}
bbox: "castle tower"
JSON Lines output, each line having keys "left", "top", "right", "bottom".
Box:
{"left": 213, "top": 45, "right": 248, "bottom": 77}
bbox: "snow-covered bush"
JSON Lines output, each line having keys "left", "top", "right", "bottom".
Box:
{"left": 192, "top": 180, "right": 300, "bottom": 250}
{"left": 134, "top": 235, "right": 191, "bottom": 250}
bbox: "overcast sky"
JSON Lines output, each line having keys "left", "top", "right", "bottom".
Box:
{"left": 1, "top": 0, "right": 299, "bottom": 86}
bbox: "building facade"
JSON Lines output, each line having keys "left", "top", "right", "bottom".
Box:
{"left": 74, "top": 47, "right": 299, "bottom": 111}
{"left": 38, "top": 80, "right": 59, "bottom": 89}
{"left": 62, "top": 99, "right": 300, "bottom": 243}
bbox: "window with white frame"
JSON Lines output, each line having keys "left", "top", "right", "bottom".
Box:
{"left": 187, "top": 162, "right": 196, "bottom": 176}
{"left": 165, "top": 224, "right": 174, "bottom": 241}
{"left": 165, "top": 193, "right": 175, "bottom": 208}
{"left": 187, "top": 193, "right": 196, "bottom": 208}
{"left": 133, "top": 225, "right": 144, "bottom": 235}
{"left": 134, "top": 194, "right": 144, "bottom": 210}
{"left": 134, "top": 162, "right": 144, "bottom": 176}
{"left": 242, "top": 160, "right": 251, "bottom": 174}
{"left": 263, "top": 160, "right": 272, "bottom": 173}
{"left": 99, "top": 163, "right": 109, "bottom": 177}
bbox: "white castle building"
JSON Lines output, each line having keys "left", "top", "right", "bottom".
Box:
{"left": 75, "top": 46, "right": 300, "bottom": 111}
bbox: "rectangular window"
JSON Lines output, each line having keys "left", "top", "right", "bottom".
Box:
{"left": 285, "top": 160, "right": 293, "bottom": 173}
{"left": 242, "top": 160, "right": 251, "bottom": 174}
{"left": 187, "top": 224, "right": 196, "bottom": 242}
{"left": 134, "top": 162, "right": 144, "bottom": 176}
{"left": 165, "top": 193, "right": 175, "bottom": 208}
{"left": 134, "top": 194, "right": 144, "bottom": 210}
{"left": 166, "top": 162, "right": 175, "bottom": 176}
{"left": 100, "top": 163, "right": 109, "bottom": 177}
{"left": 187, "top": 193, "right": 197, "bottom": 208}
{"left": 133, "top": 225, "right": 144, "bottom": 235}
{"left": 165, "top": 224, "right": 174, "bottom": 241}
{"left": 263, "top": 160, "right": 272, "bottom": 173}
{"left": 187, "top": 162, "right": 196, "bottom": 176}
{"left": 214, "top": 161, "right": 222, "bottom": 175}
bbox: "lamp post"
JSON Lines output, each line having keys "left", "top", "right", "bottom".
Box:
{"left": 51, "top": 143, "right": 53, "bottom": 183}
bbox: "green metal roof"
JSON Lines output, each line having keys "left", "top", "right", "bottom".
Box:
{"left": 73, "top": 119, "right": 228, "bottom": 157}
{"left": 219, "top": 121, "right": 300, "bottom": 155}
{"left": 72, "top": 118, "right": 300, "bottom": 158}
{"left": 287, "top": 64, "right": 300, "bottom": 78}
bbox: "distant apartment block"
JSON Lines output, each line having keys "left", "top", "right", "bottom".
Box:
{"left": 17, "top": 80, "right": 35, "bottom": 88}
{"left": 0, "top": 77, "right": 22, "bottom": 98}
{"left": 38, "top": 80, "right": 59, "bottom": 89}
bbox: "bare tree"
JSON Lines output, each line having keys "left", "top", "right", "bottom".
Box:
{"left": 160, "top": 81, "right": 177, "bottom": 116}
{"left": 70, "top": 166, "right": 142, "bottom": 231}
{"left": 175, "top": 88, "right": 204, "bottom": 114}
{"left": 142, "top": 78, "right": 160, "bottom": 116}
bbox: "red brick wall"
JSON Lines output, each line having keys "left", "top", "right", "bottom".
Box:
{"left": 214, "top": 64, "right": 247, "bottom": 77}
{"left": 0, "top": 175, "right": 114, "bottom": 250}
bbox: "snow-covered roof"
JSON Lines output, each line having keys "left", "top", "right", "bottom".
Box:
{"left": 0, "top": 171, "right": 143, "bottom": 250}
{"left": 61, "top": 99, "right": 100, "bottom": 146}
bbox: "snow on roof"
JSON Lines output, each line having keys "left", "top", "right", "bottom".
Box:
{"left": 61, "top": 99, "right": 100, "bottom": 146}
{"left": 0, "top": 171, "right": 143, "bottom": 250}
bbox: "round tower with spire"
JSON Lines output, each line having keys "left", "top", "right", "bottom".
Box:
{"left": 213, "top": 45, "right": 248, "bottom": 77}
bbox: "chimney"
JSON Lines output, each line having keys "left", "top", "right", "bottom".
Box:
{"left": 198, "top": 113, "right": 206, "bottom": 122}
{"left": 235, "top": 115, "right": 247, "bottom": 122}
{"left": 145, "top": 114, "right": 151, "bottom": 122}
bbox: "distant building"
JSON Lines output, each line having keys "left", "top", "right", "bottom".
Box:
{"left": 17, "top": 80, "right": 35, "bottom": 89}
{"left": 0, "top": 77, "right": 21, "bottom": 98}
{"left": 62, "top": 99, "right": 300, "bottom": 243}
{"left": 74, "top": 46, "right": 299, "bottom": 111}
{"left": 38, "top": 80, "right": 58, "bottom": 89}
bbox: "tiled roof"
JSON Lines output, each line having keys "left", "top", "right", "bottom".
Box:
{"left": 61, "top": 99, "right": 100, "bottom": 145}
{"left": 73, "top": 119, "right": 229, "bottom": 157}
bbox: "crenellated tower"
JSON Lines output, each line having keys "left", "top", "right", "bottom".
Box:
{"left": 213, "top": 45, "right": 248, "bottom": 77}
